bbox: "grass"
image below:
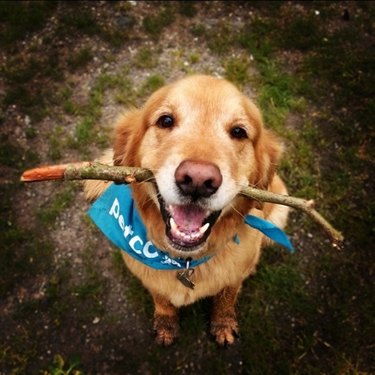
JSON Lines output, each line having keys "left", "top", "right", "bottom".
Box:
{"left": 224, "top": 57, "right": 250, "bottom": 88}
{"left": 178, "top": 1, "right": 198, "bottom": 18}
{"left": 0, "top": 140, "right": 47, "bottom": 293}
{"left": 0, "top": 1, "right": 57, "bottom": 47}
{"left": 134, "top": 47, "right": 158, "bottom": 69}
{"left": 48, "top": 126, "right": 66, "bottom": 161}
{"left": 67, "top": 47, "right": 93, "bottom": 71}
{"left": 43, "top": 354, "right": 83, "bottom": 375}
{"left": 0, "top": 1, "right": 130, "bottom": 122}
{"left": 238, "top": 250, "right": 315, "bottom": 374}
{"left": 142, "top": 4, "right": 174, "bottom": 39}
{"left": 210, "top": 4, "right": 374, "bottom": 373}
{"left": 207, "top": 23, "right": 234, "bottom": 56}
{"left": 139, "top": 74, "right": 165, "bottom": 97}
{"left": 36, "top": 183, "right": 77, "bottom": 228}
{"left": 1, "top": 2, "right": 374, "bottom": 374}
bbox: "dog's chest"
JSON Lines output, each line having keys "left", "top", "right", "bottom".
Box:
{"left": 122, "top": 224, "right": 263, "bottom": 307}
{"left": 168, "top": 242, "right": 262, "bottom": 306}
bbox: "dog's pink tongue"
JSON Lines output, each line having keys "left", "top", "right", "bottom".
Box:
{"left": 172, "top": 205, "right": 206, "bottom": 231}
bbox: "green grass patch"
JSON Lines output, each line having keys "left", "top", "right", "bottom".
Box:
{"left": 73, "top": 116, "right": 96, "bottom": 145}
{"left": 42, "top": 354, "right": 83, "bottom": 375}
{"left": 190, "top": 23, "right": 206, "bottom": 37}
{"left": 0, "top": 1, "right": 57, "bottom": 47}
{"left": 178, "top": 1, "right": 198, "bottom": 18}
{"left": 235, "top": 16, "right": 322, "bottom": 200}
{"left": 207, "top": 23, "right": 235, "bottom": 56}
{"left": 224, "top": 57, "right": 250, "bottom": 88}
{"left": 68, "top": 47, "right": 94, "bottom": 71}
{"left": 111, "top": 248, "right": 153, "bottom": 315}
{"left": 231, "top": 5, "right": 374, "bottom": 372}
{"left": 134, "top": 47, "right": 158, "bottom": 69}
{"left": 139, "top": 74, "right": 165, "bottom": 97}
{"left": 67, "top": 72, "right": 126, "bottom": 152}
{"left": 189, "top": 53, "right": 200, "bottom": 65}
{"left": 0, "top": 222, "right": 53, "bottom": 298}
{"left": 143, "top": 4, "right": 174, "bottom": 38}
{"left": 2, "top": 56, "right": 48, "bottom": 119}
{"left": 0, "top": 140, "right": 53, "bottom": 298}
{"left": 48, "top": 126, "right": 66, "bottom": 161}
{"left": 238, "top": 250, "right": 315, "bottom": 375}
{"left": 303, "top": 28, "right": 374, "bottom": 128}
{"left": 36, "top": 183, "right": 77, "bottom": 228}
{"left": 277, "top": 14, "right": 322, "bottom": 51}
{"left": 61, "top": 88, "right": 81, "bottom": 116}
{"left": 238, "top": 17, "right": 276, "bottom": 61}
{"left": 59, "top": 6, "right": 98, "bottom": 36}
{"left": 0, "top": 136, "right": 40, "bottom": 170}
{"left": 111, "top": 248, "right": 127, "bottom": 277}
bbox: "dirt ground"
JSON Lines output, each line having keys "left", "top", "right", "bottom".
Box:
{"left": 1, "top": 1, "right": 374, "bottom": 374}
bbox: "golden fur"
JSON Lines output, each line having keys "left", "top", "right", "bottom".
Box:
{"left": 84, "top": 75, "right": 289, "bottom": 345}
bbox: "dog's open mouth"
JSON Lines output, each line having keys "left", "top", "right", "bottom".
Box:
{"left": 159, "top": 197, "right": 221, "bottom": 251}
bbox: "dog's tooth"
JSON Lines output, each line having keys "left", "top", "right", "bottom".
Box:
{"left": 199, "top": 223, "right": 210, "bottom": 235}
{"left": 170, "top": 217, "right": 178, "bottom": 231}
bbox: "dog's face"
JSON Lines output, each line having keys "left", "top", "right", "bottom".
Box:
{"left": 113, "top": 75, "right": 281, "bottom": 258}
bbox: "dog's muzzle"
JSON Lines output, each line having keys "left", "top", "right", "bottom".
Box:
{"left": 158, "top": 160, "right": 223, "bottom": 251}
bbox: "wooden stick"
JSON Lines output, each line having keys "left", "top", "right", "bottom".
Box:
{"left": 20, "top": 162, "right": 344, "bottom": 247}
{"left": 240, "top": 187, "right": 343, "bottom": 247}
{"left": 20, "top": 162, "right": 154, "bottom": 184}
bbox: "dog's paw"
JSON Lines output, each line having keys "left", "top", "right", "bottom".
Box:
{"left": 153, "top": 314, "right": 179, "bottom": 346}
{"left": 210, "top": 316, "right": 239, "bottom": 346}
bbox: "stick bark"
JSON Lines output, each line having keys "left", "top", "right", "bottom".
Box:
{"left": 21, "top": 162, "right": 344, "bottom": 248}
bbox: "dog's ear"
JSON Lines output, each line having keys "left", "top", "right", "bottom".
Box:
{"left": 113, "top": 109, "right": 145, "bottom": 167}
{"left": 252, "top": 128, "right": 283, "bottom": 189}
{"left": 244, "top": 99, "right": 283, "bottom": 189}
{"left": 113, "top": 85, "right": 170, "bottom": 167}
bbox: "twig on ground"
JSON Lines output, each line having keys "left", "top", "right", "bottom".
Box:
{"left": 21, "top": 162, "right": 344, "bottom": 248}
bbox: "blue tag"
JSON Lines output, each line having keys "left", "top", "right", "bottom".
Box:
{"left": 244, "top": 214, "right": 294, "bottom": 252}
{"left": 88, "top": 183, "right": 210, "bottom": 270}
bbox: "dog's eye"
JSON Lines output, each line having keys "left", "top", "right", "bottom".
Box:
{"left": 230, "top": 126, "right": 248, "bottom": 139}
{"left": 157, "top": 115, "right": 174, "bottom": 129}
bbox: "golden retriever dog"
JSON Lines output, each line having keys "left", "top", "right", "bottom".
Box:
{"left": 84, "top": 75, "right": 289, "bottom": 346}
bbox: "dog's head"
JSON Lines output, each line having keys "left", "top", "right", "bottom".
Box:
{"left": 113, "top": 75, "right": 282, "bottom": 259}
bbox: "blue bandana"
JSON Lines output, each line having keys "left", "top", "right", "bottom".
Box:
{"left": 88, "top": 184, "right": 294, "bottom": 271}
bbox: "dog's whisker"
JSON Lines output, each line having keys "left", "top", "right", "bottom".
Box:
{"left": 136, "top": 177, "right": 156, "bottom": 186}
{"left": 230, "top": 204, "right": 245, "bottom": 219}
{"left": 140, "top": 190, "right": 159, "bottom": 208}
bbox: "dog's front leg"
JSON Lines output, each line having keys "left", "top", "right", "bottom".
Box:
{"left": 211, "top": 285, "right": 241, "bottom": 346}
{"left": 152, "top": 293, "right": 179, "bottom": 346}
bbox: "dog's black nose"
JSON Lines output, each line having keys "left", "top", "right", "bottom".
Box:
{"left": 175, "top": 160, "right": 222, "bottom": 199}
